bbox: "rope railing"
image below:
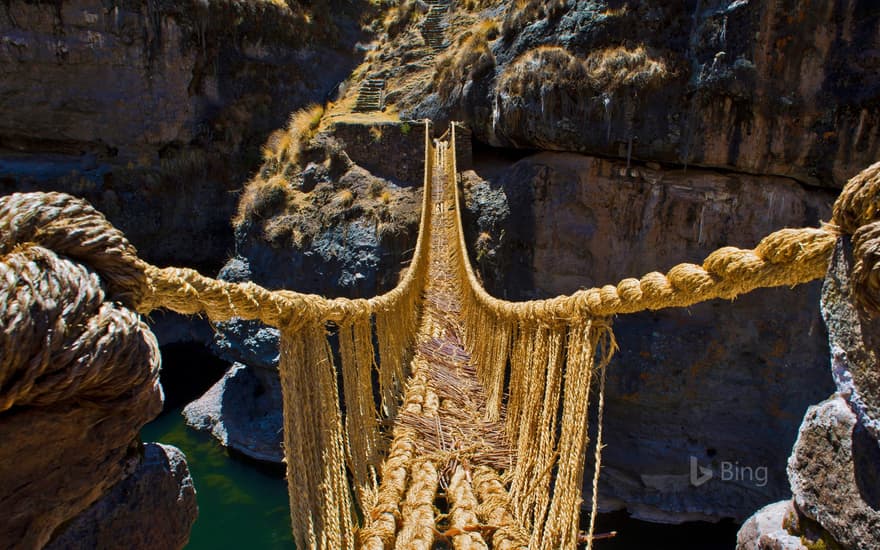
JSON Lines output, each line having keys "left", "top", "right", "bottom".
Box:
{"left": 3, "top": 118, "right": 880, "bottom": 550}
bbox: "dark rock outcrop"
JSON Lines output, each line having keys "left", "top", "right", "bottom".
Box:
{"left": 46, "top": 443, "right": 198, "bottom": 550}
{"left": 193, "top": 122, "right": 425, "bottom": 460}
{"left": 463, "top": 152, "right": 835, "bottom": 522}
{"left": 0, "top": 382, "right": 161, "bottom": 548}
{"left": 184, "top": 362, "right": 283, "bottom": 463}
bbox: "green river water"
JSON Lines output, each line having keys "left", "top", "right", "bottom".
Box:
{"left": 141, "top": 411, "right": 737, "bottom": 550}
{"left": 140, "top": 410, "right": 294, "bottom": 549}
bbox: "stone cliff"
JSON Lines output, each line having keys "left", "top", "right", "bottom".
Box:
{"left": 461, "top": 152, "right": 836, "bottom": 522}
{"left": 410, "top": 0, "right": 880, "bottom": 189}
{"left": 0, "top": 0, "right": 367, "bottom": 272}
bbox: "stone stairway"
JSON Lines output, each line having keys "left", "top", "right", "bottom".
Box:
{"left": 420, "top": 0, "right": 450, "bottom": 51}
{"left": 353, "top": 76, "right": 386, "bottom": 112}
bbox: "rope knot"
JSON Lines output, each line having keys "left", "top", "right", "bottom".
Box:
{"left": 852, "top": 221, "right": 880, "bottom": 316}
{"left": 0, "top": 192, "right": 147, "bottom": 308}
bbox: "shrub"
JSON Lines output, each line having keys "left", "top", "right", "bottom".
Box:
{"left": 502, "top": 0, "right": 568, "bottom": 38}
{"left": 383, "top": 1, "right": 418, "bottom": 38}
{"left": 369, "top": 179, "right": 386, "bottom": 198}
{"left": 333, "top": 188, "right": 355, "bottom": 207}
{"left": 261, "top": 103, "right": 325, "bottom": 166}
{"left": 584, "top": 45, "right": 668, "bottom": 91}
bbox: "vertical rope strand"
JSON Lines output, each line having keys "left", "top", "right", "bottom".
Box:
{"left": 586, "top": 341, "right": 611, "bottom": 550}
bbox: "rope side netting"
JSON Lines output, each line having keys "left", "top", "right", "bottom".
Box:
{"left": 3, "top": 119, "right": 880, "bottom": 549}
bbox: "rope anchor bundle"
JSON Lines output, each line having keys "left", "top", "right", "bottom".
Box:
{"left": 2, "top": 119, "right": 880, "bottom": 549}
{"left": 0, "top": 192, "right": 159, "bottom": 414}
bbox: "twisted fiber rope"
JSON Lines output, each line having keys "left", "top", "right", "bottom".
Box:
{"left": 471, "top": 466, "right": 529, "bottom": 549}
{"left": 0, "top": 244, "right": 159, "bottom": 413}
{"left": 447, "top": 465, "right": 490, "bottom": 550}
{"left": 832, "top": 160, "right": 880, "bottom": 236}
{"left": 138, "top": 120, "right": 437, "bottom": 329}
{"left": 852, "top": 221, "right": 880, "bottom": 316}
{"left": 0, "top": 192, "right": 147, "bottom": 308}
{"left": 7, "top": 136, "right": 873, "bottom": 341}
{"left": 831, "top": 160, "right": 880, "bottom": 315}
{"left": 137, "top": 154, "right": 880, "bottom": 328}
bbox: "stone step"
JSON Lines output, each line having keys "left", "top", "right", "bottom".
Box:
{"left": 353, "top": 75, "right": 386, "bottom": 113}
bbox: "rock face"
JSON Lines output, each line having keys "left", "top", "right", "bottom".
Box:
{"left": 787, "top": 395, "right": 880, "bottom": 549}
{"left": 46, "top": 443, "right": 198, "bottom": 550}
{"left": 195, "top": 123, "right": 425, "bottom": 460}
{"left": 411, "top": 0, "right": 880, "bottom": 189}
{"left": 0, "top": 0, "right": 366, "bottom": 271}
{"left": 462, "top": 152, "right": 835, "bottom": 522}
{"left": 739, "top": 234, "right": 880, "bottom": 549}
{"left": 822, "top": 238, "right": 880, "bottom": 441}
{"left": 184, "top": 363, "right": 283, "bottom": 463}
{"left": 0, "top": 377, "right": 167, "bottom": 548}
{"left": 736, "top": 501, "right": 806, "bottom": 550}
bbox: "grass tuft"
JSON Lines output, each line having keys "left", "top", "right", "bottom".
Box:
{"left": 498, "top": 45, "right": 668, "bottom": 98}
{"left": 433, "top": 20, "right": 498, "bottom": 100}
{"left": 502, "top": 0, "right": 568, "bottom": 38}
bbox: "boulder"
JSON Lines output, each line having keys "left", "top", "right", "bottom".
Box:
{"left": 46, "top": 443, "right": 198, "bottom": 550}
{"left": 822, "top": 238, "right": 880, "bottom": 442}
{"left": 787, "top": 395, "right": 880, "bottom": 549}
{"left": 183, "top": 363, "right": 283, "bottom": 463}
{"left": 0, "top": 380, "right": 162, "bottom": 548}
{"left": 736, "top": 501, "right": 806, "bottom": 550}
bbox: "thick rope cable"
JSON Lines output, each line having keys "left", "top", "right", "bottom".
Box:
{"left": 0, "top": 244, "right": 159, "bottom": 413}
{"left": 447, "top": 465, "right": 490, "bottom": 550}
{"left": 0, "top": 192, "right": 147, "bottom": 308}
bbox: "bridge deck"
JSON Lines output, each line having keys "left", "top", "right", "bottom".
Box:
{"left": 361, "top": 140, "right": 525, "bottom": 549}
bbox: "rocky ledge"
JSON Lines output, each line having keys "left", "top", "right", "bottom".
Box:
{"left": 47, "top": 443, "right": 198, "bottom": 550}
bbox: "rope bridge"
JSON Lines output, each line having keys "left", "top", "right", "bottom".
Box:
{"left": 2, "top": 120, "right": 880, "bottom": 549}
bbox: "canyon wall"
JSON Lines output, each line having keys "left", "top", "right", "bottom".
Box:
{"left": 0, "top": 0, "right": 365, "bottom": 272}
{"left": 462, "top": 152, "right": 836, "bottom": 522}
{"left": 413, "top": 0, "right": 880, "bottom": 189}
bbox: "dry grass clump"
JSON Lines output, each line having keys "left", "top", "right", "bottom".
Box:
{"left": 462, "top": 0, "right": 501, "bottom": 10}
{"left": 234, "top": 175, "right": 291, "bottom": 226}
{"left": 502, "top": 0, "right": 568, "bottom": 38}
{"left": 433, "top": 21, "right": 498, "bottom": 100}
{"left": 382, "top": 0, "right": 419, "bottom": 38}
{"left": 584, "top": 45, "right": 668, "bottom": 91}
{"left": 235, "top": 103, "right": 327, "bottom": 227}
{"left": 498, "top": 45, "right": 668, "bottom": 98}
{"left": 262, "top": 104, "right": 326, "bottom": 167}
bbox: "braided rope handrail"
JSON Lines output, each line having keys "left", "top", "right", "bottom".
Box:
{"left": 449, "top": 120, "right": 839, "bottom": 323}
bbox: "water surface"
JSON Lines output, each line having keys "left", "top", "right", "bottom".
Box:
{"left": 141, "top": 410, "right": 294, "bottom": 549}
